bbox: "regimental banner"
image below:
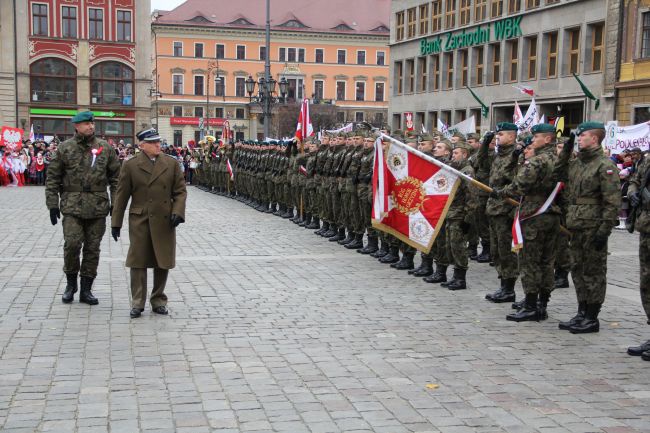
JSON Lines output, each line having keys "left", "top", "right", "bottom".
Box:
{"left": 605, "top": 121, "right": 650, "bottom": 154}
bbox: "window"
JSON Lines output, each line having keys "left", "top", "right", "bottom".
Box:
{"left": 30, "top": 58, "right": 76, "bottom": 103}
{"left": 236, "top": 45, "right": 245, "bottom": 60}
{"left": 357, "top": 51, "right": 366, "bottom": 65}
{"left": 355, "top": 112, "right": 364, "bottom": 122}
{"left": 314, "top": 80, "right": 324, "bottom": 100}
{"left": 216, "top": 44, "right": 225, "bottom": 59}
{"left": 634, "top": 106, "right": 650, "bottom": 123}
{"left": 418, "top": 57, "right": 428, "bottom": 92}
{"left": 279, "top": 47, "right": 286, "bottom": 61}
{"left": 32, "top": 3, "right": 48, "bottom": 36}
{"left": 173, "top": 42, "right": 183, "bottom": 57}
{"left": 507, "top": 40, "right": 518, "bottom": 82}
{"left": 337, "top": 112, "right": 345, "bottom": 123}
{"left": 396, "top": 11, "right": 405, "bottom": 41}
{"left": 591, "top": 23, "right": 604, "bottom": 71}
{"left": 407, "top": 7, "right": 417, "bottom": 38}
{"left": 94, "top": 121, "right": 133, "bottom": 144}
{"left": 459, "top": 49, "right": 469, "bottom": 87}
{"left": 88, "top": 8, "right": 103, "bottom": 39}
{"left": 474, "top": 46, "right": 484, "bottom": 85}
{"left": 444, "top": 52, "right": 454, "bottom": 89}
{"left": 377, "top": 51, "right": 385, "bottom": 65}
{"left": 445, "top": 0, "right": 456, "bottom": 29}
{"left": 62, "top": 6, "right": 77, "bottom": 38}
{"left": 567, "top": 28, "right": 580, "bottom": 74}
{"left": 116, "top": 10, "right": 131, "bottom": 42}
{"left": 194, "top": 107, "right": 203, "bottom": 118}
{"left": 287, "top": 48, "right": 296, "bottom": 62}
{"left": 526, "top": 36, "right": 537, "bottom": 80}
{"left": 643, "top": 13, "right": 650, "bottom": 58}
{"left": 491, "top": 0, "right": 503, "bottom": 18}
{"left": 455, "top": 110, "right": 466, "bottom": 123}
{"left": 356, "top": 82, "right": 365, "bottom": 101}
{"left": 298, "top": 48, "right": 305, "bottom": 63}
{"left": 315, "top": 49, "right": 324, "bottom": 63}
{"left": 375, "top": 82, "right": 385, "bottom": 101}
{"left": 432, "top": 0, "right": 443, "bottom": 32}
{"left": 338, "top": 50, "right": 346, "bottom": 64}
{"left": 406, "top": 59, "right": 415, "bottom": 92}
{"left": 431, "top": 54, "right": 441, "bottom": 91}
{"left": 546, "top": 32, "right": 558, "bottom": 77}
{"left": 90, "top": 61, "right": 134, "bottom": 105}
{"left": 475, "top": 0, "right": 487, "bottom": 21}
{"left": 374, "top": 112, "right": 384, "bottom": 126}
{"left": 490, "top": 43, "right": 501, "bottom": 84}
{"left": 215, "top": 77, "right": 225, "bottom": 97}
{"left": 395, "top": 61, "right": 403, "bottom": 94}
{"left": 259, "top": 46, "right": 266, "bottom": 61}
{"left": 215, "top": 107, "right": 224, "bottom": 118}
{"left": 173, "top": 75, "right": 183, "bottom": 95}
{"left": 173, "top": 130, "right": 182, "bottom": 147}
{"left": 195, "top": 43, "right": 203, "bottom": 58}
{"left": 336, "top": 81, "right": 346, "bottom": 100}
{"left": 173, "top": 106, "right": 183, "bottom": 117}
{"left": 419, "top": 3, "right": 429, "bottom": 35}
{"left": 526, "top": 0, "right": 540, "bottom": 8}
{"left": 235, "top": 77, "right": 245, "bottom": 97}
{"left": 194, "top": 76, "right": 204, "bottom": 95}
{"left": 459, "top": 0, "right": 471, "bottom": 26}
{"left": 236, "top": 108, "right": 245, "bottom": 119}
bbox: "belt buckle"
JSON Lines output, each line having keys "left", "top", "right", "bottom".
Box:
{"left": 82, "top": 185, "right": 91, "bottom": 192}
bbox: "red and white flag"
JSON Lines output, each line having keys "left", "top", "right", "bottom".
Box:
{"left": 295, "top": 98, "right": 314, "bottom": 142}
{"left": 372, "top": 135, "right": 462, "bottom": 253}
{"left": 511, "top": 182, "right": 564, "bottom": 252}
{"left": 299, "top": 165, "right": 308, "bottom": 176}
{"left": 513, "top": 84, "right": 534, "bottom": 97}
{"left": 513, "top": 101, "right": 523, "bottom": 124}
{"left": 29, "top": 124, "right": 35, "bottom": 142}
{"left": 222, "top": 120, "right": 231, "bottom": 142}
{"left": 226, "top": 158, "right": 234, "bottom": 180}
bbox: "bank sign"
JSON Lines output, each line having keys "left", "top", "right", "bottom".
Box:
{"left": 420, "top": 16, "right": 522, "bottom": 55}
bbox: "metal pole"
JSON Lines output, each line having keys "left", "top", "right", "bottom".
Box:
{"left": 263, "top": 0, "right": 271, "bottom": 139}
{"left": 206, "top": 65, "right": 210, "bottom": 137}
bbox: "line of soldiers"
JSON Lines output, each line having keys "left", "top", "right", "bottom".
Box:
{"left": 191, "top": 122, "right": 650, "bottom": 355}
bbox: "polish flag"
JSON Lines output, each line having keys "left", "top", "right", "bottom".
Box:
{"left": 511, "top": 182, "right": 564, "bottom": 252}
{"left": 295, "top": 98, "right": 314, "bottom": 142}
{"left": 299, "top": 165, "right": 308, "bottom": 176}
{"left": 226, "top": 159, "right": 234, "bottom": 180}
{"left": 513, "top": 84, "right": 535, "bottom": 97}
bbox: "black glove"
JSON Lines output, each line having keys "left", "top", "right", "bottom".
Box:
{"left": 630, "top": 191, "right": 641, "bottom": 208}
{"left": 563, "top": 133, "right": 575, "bottom": 157}
{"left": 481, "top": 132, "right": 495, "bottom": 149}
{"left": 50, "top": 208, "right": 61, "bottom": 225}
{"left": 512, "top": 146, "right": 523, "bottom": 159}
{"left": 460, "top": 221, "right": 471, "bottom": 234}
{"left": 111, "top": 227, "right": 120, "bottom": 242}
{"left": 489, "top": 188, "right": 502, "bottom": 199}
{"left": 170, "top": 214, "right": 184, "bottom": 228}
{"left": 592, "top": 231, "right": 609, "bottom": 251}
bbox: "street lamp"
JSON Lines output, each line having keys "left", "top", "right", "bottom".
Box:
{"left": 206, "top": 59, "right": 222, "bottom": 137}
{"left": 246, "top": 75, "right": 288, "bottom": 137}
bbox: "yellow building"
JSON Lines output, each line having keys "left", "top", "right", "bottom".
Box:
{"left": 152, "top": 0, "right": 390, "bottom": 145}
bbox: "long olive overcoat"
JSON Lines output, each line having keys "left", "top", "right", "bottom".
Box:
{"left": 111, "top": 152, "right": 187, "bottom": 269}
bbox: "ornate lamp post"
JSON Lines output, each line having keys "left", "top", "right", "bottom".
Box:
{"left": 246, "top": 75, "right": 288, "bottom": 138}
{"left": 205, "top": 59, "right": 223, "bottom": 137}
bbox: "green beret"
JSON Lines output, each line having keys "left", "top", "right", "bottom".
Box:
{"left": 453, "top": 141, "right": 472, "bottom": 152}
{"left": 531, "top": 123, "right": 556, "bottom": 134}
{"left": 576, "top": 121, "right": 605, "bottom": 136}
{"left": 496, "top": 122, "right": 518, "bottom": 132}
{"left": 71, "top": 111, "right": 94, "bottom": 123}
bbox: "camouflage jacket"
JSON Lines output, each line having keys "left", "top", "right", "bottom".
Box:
{"left": 357, "top": 147, "right": 374, "bottom": 185}
{"left": 344, "top": 145, "right": 365, "bottom": 192}
{"left": 470, "top": 147, "right": 494, "bottom": 197}
{"left": 626, "top": 153, "right": 650, "bottom": 233}
{"left": 447, "top": 159, "right": 475, "bottom": 220}
{"left": 483, "top": 144, "right": 518, "bottom": 217}
{"left": 45, "top": 134, "right": 120, "bottom": 219}
{"left": 555, "top": 146, "right": 621, "bottom": 231}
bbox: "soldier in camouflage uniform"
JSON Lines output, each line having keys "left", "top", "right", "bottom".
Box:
{"left": 314, "top": 135, "right": 333, "bottom": 235}
{"left": 627, "top": 151, "right": 650, "bottom": 360}
{"left": 310, "top": 137, "right": 330, "bottom": 231}
{"left": 302, "top": 140, "right": 319, "bottom": 227}
{"left": 466, "top": 133, "right": 491, "bottom": 262}
{"left": 553, "top": 138, "right": 571, "bottom": 288}
{"left": 356, "top": 134, "right": 377, "bottom": 254}
{"left": 324, "top": 135, "right": 347, "bottom": 239}
{"left": 45, "top": 111, "right": 120, "bottom": 305}
{"left": 555, "top": 122, "right": 621, "bottom": 334}
{"left": 340, "top": 131, "right": 366, "bottom": 249}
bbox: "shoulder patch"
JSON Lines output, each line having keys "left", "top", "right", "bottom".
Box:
{"left": 606, "top": 169, "right": 614, "bottom": 175}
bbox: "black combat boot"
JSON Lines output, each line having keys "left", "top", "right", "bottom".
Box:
{"left": 511, "top": 298, "right": 525, "bottom": 310}
{"left": 273, "top": 203, "right": 285, "bottom": 216}
{"left": 265, "top": 203, "right": 275, "bottom": 213}
{"left": 307, "top": 216, "right": 320, "bottom": 229}
{"left": 358, "top": 235, "right": 378, "bottom": 254}
{"left": 468, "top": 245, "right": 479, "bottom": 261}
{"left": 370, "top": 239, "right": 388, "bottom": 258}
{"left": 627, "top": 340, "right": 650, "bottom": 356}
{"left": 568, "top": 303, "right": 601, "bottom": 334}
{"left": 424, "top": 264, "right": 447, "bottom": 283}
{"left": 299, "top": 214, "right": 310, "bottom": 227}
{"left": 408, "top": 256, "right": 424, "bottom": 275}
{"left": 393, "top": 252, "right": 415, "bottom": 270}
{"left": 554, "top": 269, "right": 569, "bottom": 288}
{"left": 256, "top": 202, "right": 267, "bottom": 212}
{"left": 62, "top": 273, "right": 78, "bottom": 304}
{"left": 558, "top": 301, "right": 587, "bottom": 330}
{"left": 537, "top": 292, "right": 550, "bottom": 320}
{"left": 379, "top": 246, "right": 400, "bottom": 263}
{"left": 345, "top": 233, "right": 364, "bottom": 249}
{"left": 487, "top": 278, "right": 516, "bottom": 303}
{"left": 337, "top": 229, "right": 354, "bottom": 245}
{"left": 447, "top": 268, "right": 467, "bottom": 291}
{"left": 316, "top": 221, "right": 329, "bottom": 235}
{"left": 476, "top": 242, "right": 491, "bottom": 263}
{"left": 79, "top": 276, "right": 99, "bottom": 305}
{"left": 506, "top": 293, "right": 539, "bottom": 322}
{"left": 413, "top": 257, "right": 434, "bottom": 277}
{"left": 323, "top": 224, "right": 338, "bottom": 238}
{"left": 281, "top": 207, "right": 294, "bottom": 218}
{"left": 329, "top": 227, "right": 346, "bottom": 242}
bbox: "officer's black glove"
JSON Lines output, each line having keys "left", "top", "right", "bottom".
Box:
{"left": 481, "top": 132, "right": 495, "bottom": 150}
{"left": 170, "top": 214, "right": 184, "bottom": 228}
{"left": 50, "top": 208, "right": 61, "bottom": 225}
{"left": 489, "top": 188, "right": 502, "bottom": 199}
{"left": 460, "top": 221, "right": 471, "bottom": 234}
{"left": 111, "top": 227, "right": 120, "bottom": 242}
{"left": 563, "top": 133, "right": 575, "bottom": 157}
{"left": 592, "top": 231, "right": 609, "bottom": 251}
{"left": 629, "top": 191, "right": 641, "bottom": 208}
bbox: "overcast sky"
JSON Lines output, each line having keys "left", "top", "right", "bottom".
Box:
{"left": 151, "top": 0, "right": 186, "bottom": 11}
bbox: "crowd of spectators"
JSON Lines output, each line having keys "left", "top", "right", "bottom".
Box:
{"left": 609, "top": 147, "right": 647, "bottom": 227}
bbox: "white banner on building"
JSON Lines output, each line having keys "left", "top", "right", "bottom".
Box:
{"left": 605, "top": 121, "right": 650, "bottom": 154}
{"left": 448, "top": 116, "right": 476, "bottom": 136}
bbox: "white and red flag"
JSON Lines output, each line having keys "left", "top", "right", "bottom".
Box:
{"left": 299, "top": 165, "right": 308, "bottom": 176}
{"left": 222, "top": 120, "right": 231, "bottom": 142}
{"left": 295, "top": 98, "right": 314, "bottom": 142}
{"left": 513, "top": 84, "right": 535, "bottom": 97}
{"left": 372, "top": 135, "right": 462, "bottom": 253}
{"left": 511, "top": 182, "right": 564, "bottom": 252}
{"left": 226, "top": 158, "right": 234, "bottom": 180}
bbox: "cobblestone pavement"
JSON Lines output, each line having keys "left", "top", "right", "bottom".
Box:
{"left": 0, "top": 186, "right": 648, "bottom": 433}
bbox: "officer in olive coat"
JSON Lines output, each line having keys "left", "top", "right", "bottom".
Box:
{"left": 111, "top": 128, "right": 187, "bottom": 318}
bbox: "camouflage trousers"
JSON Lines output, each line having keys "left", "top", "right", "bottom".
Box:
{"left": 489, "top": 215, "right": 519, "bottom": 279}
{"left": 570, "top": 228, "right": 609, "bottom": 304}
{"left": 62, "top": 215, "right": 106, "bottom": 279}
{"left": 357, "top": 183, "right": 372, "bottom": 232}
{"left": 555, "top": 231, "right": 571, "bottom": 272}
{"left": 445, "top": 220, "right": 469, "bottom": 270}
{"left": 329, "top": 180, "right": 341, "bottom": 224}
{"left": 640, "top": 233, "right": 650, "bottom": 323}
{"left": 421, "top": 223, "right": 448, "bottom": 265}
{"left": 519, "top": 213, "right": 559, "bottom": 296}
{"left": 469, "top": 195, "right": 490, "bottom": 248}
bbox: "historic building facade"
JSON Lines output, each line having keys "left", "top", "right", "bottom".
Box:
{"left": 152, "top": 0, "right": 390, "bottom": 144}
{"left": 0, "top": 1, "right": 17, "bottom": 127}
{"left": 389, "top": 0, "right": 618, "bottom": 133}
{"left": 13, "top": 0, "right": 151, "bottom": 142}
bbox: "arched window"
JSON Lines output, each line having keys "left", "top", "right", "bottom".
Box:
{"left": 90, "top": 61, "right": 134, "bottom": 106}
{"left": 30, "top": 58, "right": 77, "bottom": 103}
